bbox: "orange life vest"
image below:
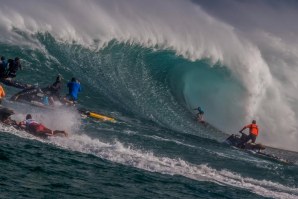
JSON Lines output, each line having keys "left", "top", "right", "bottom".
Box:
{"left": 245, "top": 124, "right": 259, "bottom": 136}
{"left": 0, "top": 85, "right": 5, "bottom": 98}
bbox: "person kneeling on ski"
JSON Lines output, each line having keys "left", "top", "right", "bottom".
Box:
{"left": 238, "top": 120, "right": 259, "bottom": 147}
{"left": 19, "top": 114, "right": 67, "bottom": 137}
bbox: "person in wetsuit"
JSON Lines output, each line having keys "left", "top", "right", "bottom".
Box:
{"left": 0, "top": 56, "right": 8, "bottom": 78}
{"left": 49, "top": 75, "right": 62, "bottom": 98}
{"left": 44, "top": 75, "right": 63, "bottom": 104}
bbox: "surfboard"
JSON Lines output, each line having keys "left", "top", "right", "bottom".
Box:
{"left": 78, "top": 109, "right": 116, "bottom": 123}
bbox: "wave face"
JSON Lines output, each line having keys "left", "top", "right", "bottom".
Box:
{"left": 1, "top": 0, "right": 298, "bottom": 150}
{"left": 1, "top": 0, "right": 298, "bottom": 198}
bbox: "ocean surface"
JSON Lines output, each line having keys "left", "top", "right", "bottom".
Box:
{"left": 1, "top": 1, "right": 298, "bottom": 198}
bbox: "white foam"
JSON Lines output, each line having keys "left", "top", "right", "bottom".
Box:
{"left": 50, "top": 134, "right": 297, "bottom": 199}
{"left": 1, "top": 124, "right": 297, "bottom": 199}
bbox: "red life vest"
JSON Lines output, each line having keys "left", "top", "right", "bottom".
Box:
{"left": 246, "top": 124, "right": 259, "bottom": 136}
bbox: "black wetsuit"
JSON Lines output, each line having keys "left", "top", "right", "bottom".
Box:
{"left": 0, "top": 60, "right": 8, "bottom": 78}
{"left": 49, "top": 80, "right": 62, "bottom": 98}
{"left": 8, "top": 60, "right": 22, "bottom": 78}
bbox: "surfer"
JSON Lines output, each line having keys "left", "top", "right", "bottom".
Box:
{"left": 64, "top": 77, "right": 81, "bottom": 105}
{"left": 18, "top": 114, "right": 68, "bottom": 137}
{"left": 194, "top": 106, "right": 204, "bottom": 123}
{"left": 237, "top": 120, "right": 259, "bottom": 147}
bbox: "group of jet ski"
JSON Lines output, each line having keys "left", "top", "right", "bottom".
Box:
{"left": 0, "top": 74, "right": 116, "bottom": 138}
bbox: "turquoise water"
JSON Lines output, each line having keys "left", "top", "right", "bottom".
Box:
{"left": 0, "top": 33, "right": 298, "bottom": 199}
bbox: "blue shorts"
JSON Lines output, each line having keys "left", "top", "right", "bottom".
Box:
{"left": 66, "top": 95, "right": 77, "bottom": 102}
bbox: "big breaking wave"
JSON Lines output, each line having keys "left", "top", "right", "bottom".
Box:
{"left": 0, "top": 0, "right": 297, "bottom": 151}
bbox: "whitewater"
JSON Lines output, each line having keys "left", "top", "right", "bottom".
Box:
{"left": 0, "top": 0, "right": 298, "bottom": 198}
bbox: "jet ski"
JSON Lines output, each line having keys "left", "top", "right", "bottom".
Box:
{"left": 225, "top": 133, "right": 292, "bottom": 164}
{"left": 225, "top": 133, "right": 265, "bottom": 151}
{"left": 10, "top": 86, "right": 53, "bottom": 104}
{"left": 0, "top": 78, "right": 33, "bottom": 89}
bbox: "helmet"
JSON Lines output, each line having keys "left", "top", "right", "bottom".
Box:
{"left": 26, "top": 114, "right": 32, "bottom": 120}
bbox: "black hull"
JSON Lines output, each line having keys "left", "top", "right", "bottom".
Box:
{"left": 225, "top": 134, "right": 265, "bottom": 151}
